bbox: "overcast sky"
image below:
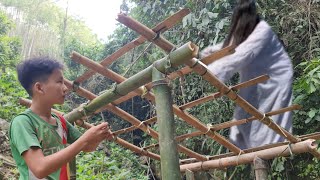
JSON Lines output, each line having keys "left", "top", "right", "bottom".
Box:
{"left": 56, "top": 0, "right": 123, "bottom": 42}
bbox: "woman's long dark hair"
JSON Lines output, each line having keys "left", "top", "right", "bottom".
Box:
{"left": 222, "top": 0, "right": 260, "bottom": 48}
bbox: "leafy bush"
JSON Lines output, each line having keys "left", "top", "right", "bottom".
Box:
{"left": 0, "top": 69, "right": 27, "bottom": 121}
{"left": 76, "top": 142, "right": 148, "bottom": 180}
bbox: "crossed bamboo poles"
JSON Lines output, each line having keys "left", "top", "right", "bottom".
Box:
{"left": 19, "top": 9, "right": 319, "bottom": 171}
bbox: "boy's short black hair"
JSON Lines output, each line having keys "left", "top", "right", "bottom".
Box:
{"left": 16, "top": 57, "right": 64, "bottom": 96}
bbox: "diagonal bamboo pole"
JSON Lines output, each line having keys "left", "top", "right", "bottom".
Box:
{"left": 152, "top": 66, "right": 180, "bottom": 179}
{"left": 117, "top": 13, "right": 175, "bottom": 52}
{"left": 17, "top": 98, "right": 161, "bottom": 160}
{"left": 74, "top": 8, "right": 190, "bottom": 84}
{"left": 180, "top": 139, "right": 319, "bottom": 172}
{"left": 185, "top": 58, "right": 300, "bottom": 143}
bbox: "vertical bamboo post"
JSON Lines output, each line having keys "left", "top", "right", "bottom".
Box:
{"left": 253, "top": 156, "right": 269, "bottom": 180}
{"left": 152, "top": 67, "right": 180, "bottom": 180}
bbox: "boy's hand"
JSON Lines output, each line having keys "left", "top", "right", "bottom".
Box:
{"left": 80, "top": 122, "right": 113, "bottom": 152}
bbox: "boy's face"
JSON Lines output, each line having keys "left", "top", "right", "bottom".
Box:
{"left": 36, "top": 69, "right": 68, "bottom": 105}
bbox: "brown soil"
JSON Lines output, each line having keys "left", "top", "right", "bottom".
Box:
{"left": 0, "top": 119, "right": 18, "bottom": 179}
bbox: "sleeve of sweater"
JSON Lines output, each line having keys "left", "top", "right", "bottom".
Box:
{"left": 203, "top": 21, "right": 274, "bottom": 82}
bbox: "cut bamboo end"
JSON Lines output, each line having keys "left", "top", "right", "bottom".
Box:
{"left": 188, "top": 42, "right": 199, "bottom": 57}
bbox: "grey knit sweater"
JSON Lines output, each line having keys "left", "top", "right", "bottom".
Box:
{"left": 201, "top": 20, "right": 293, "bottom": 149}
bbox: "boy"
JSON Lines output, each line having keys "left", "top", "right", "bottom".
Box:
{"left": 10, "top": 57, "right": 112, "bottom": 179}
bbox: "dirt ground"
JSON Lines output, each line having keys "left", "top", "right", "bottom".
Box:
{"left": 0, "top": 119, "right": 18, "bottom": 179}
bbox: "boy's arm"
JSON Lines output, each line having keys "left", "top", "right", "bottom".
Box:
{"left": 22, "top": 122, "right": 110, "bottom": 179}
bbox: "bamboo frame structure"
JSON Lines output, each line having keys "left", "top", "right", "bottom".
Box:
{"left": 17, "top": 10, "right": 320, "bottom": 177}
{"left": 70, "top": 43, "right": 242, "bottom": 154}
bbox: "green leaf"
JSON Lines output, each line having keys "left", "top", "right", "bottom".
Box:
{"left": 308, "top": 109, "right": 317, "bottom": 118}
{"left": 207, "top": 12, "right": 218, "bottom": 18}
{"left": 202, "top": 17, "right": 210, "bottom": 26}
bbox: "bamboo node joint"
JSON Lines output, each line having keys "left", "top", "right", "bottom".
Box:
{"left": 151, "top": 79, "right": 169, "bottom": 89}
{"left": 111, "top": 83, "right": 126, "bottom": 96}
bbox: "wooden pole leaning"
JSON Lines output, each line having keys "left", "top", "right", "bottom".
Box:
{"left": 185, "top": 58, "right": 300, "bottom": 143}
{"left": 74, "top": 8, "right": 190, "bottom": 84}
{"left": 180, "top": 139, "right": 318, "bottom": 172}
{"left": 152, "top": 66, "right": 180, "bottom": 180}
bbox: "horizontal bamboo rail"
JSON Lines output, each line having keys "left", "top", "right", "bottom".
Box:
{"left": 180, "top": 132, "right": 320, "bottom": 164}
{"left": 74, "top": 8, "right": 190, "bottom": 84}
{"left": 185, "top": 58, "right": 300, "bottom": 143}
{"left": 180, "top": 74, "right": 269, "bottom": 110}
{"left": 180, "top": 139, "right": 319, "bottom": 172}
{"left": 117, "top": 13, "right": 175, "bottom": 52}
{"left": 17, "top": 98, "right": 161, "bottom": 160}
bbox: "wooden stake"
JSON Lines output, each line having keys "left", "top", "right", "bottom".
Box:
{"left": 253, "top": 156, "right": 269, "bottom": 180}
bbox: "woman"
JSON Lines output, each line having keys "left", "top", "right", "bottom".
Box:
{"left": 201, "top": 0, "right": 293, "bottom": 149}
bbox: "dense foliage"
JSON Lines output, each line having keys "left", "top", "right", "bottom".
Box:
{"left": 0, "top": 0, "right": 319, "bottom": 179}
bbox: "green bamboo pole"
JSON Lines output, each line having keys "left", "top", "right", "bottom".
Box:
{"left": 64, "top": 42, "right": 198, "bottom": 123}
{"left": 152, "top": 67, "right": 180, "bottom": 180}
